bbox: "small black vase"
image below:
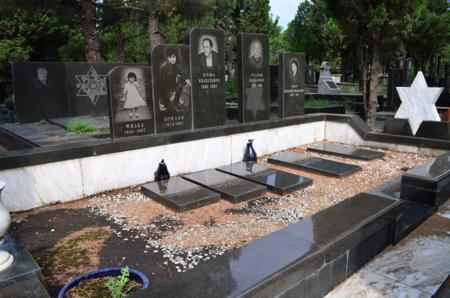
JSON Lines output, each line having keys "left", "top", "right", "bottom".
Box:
{"left": 154, "top": 159, "right": 170, "bottom": 181}
{"left": 243, "top": 139, "right": 257, "bottom": 162}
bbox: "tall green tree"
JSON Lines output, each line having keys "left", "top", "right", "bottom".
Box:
{"left": 326, "top": 0, "right": 425, "bottom": 127}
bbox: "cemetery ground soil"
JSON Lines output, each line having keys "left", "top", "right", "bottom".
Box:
{"left": 10, "top": 141, "right": 431, "bottom": 297}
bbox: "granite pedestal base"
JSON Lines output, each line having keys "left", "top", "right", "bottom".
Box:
{"left": 383, "top": 118, "right": 413, "bottom": 136}
{"left": 400, "top": 152, "right": 450, "bottom": 206}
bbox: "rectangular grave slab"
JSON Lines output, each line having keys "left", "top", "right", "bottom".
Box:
{"left": 151, "top": 45, "right": 192, "bottom": 133}
{"left": 216, "top": 162, "right": 312, "bottom": 195}
{"left": 141, "top": 177, "right": 220, "bottom": 212}
{"left": 183, "top": 169, "right": 267, "bottom": 203}
{"left": 400, "top": 152, "right": 450, "bottom": 206}
{"left": 108, "top": 66, "right": 155, "bottom": 138}
{"left": 0, "top": 123, "right": 94, "bottom": 147}
{"left": 268, "top": 151, "right": 361, "bottom": 178}
{"left": 278, "top": 52, "right": 305, "bottom": 118}
{"left": 189, "top": 27, "right": 226, "bottom": 129}
{"left": 307, "top": 143, "right": 385, "bottom": 160}
{"left": 237, "top": 33, "right": 270, "bottom": 122}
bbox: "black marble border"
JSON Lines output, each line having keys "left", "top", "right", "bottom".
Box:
{"left": 1, "top": 113, "right": 450, "bottom": 171}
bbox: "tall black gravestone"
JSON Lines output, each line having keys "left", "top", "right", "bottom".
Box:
{"left": 152, "top": 45, "right": 192, "bottom": 133}
{"left": 189, "top": 28, "right": 226, "bottom": 129}
{"left": 108, "top": 66, "right": 154, "bottom": 138}
{"left": 12, "top": 62, "right": 69, "bottom": 122}
{"left": 278, "top": 52, "right": 305, "bottom": 118}
{"left": 237, "top": 33, "right": 270, "bottom": 122}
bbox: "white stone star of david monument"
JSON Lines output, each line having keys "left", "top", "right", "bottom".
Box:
{"left": 394, "top": 71, "right": 443, "bottom": 135}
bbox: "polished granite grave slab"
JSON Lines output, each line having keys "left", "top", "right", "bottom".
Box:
{"left": 0, "top": 123, "right": 94, "bottom": 147}
{"left": 268, "top": 151, "right": 361, "bottom": 177}
{"left": 415, "top": 121, "right": 450, "bottom": 140}
{"left": 141, "top": 177, "right": 220, "bottom": 212}
{"left": 131, "top": 193, "right": 399, "bottom": 298}
{"left": 216, "top": 162, "right": 312, "bottom": 194}
{"left": 0, "top": 277, "right": 49, "bottom": 298}
{"left": 401, "top": 152, "right": 450, "bottom": 206}
{"left": 183, "top": 169, "right": 267, "bottom": 203}
{"left": 0, "top": 244, "right": 42, "bottom": 288}
{"left": 307, "top": 143, "right": 385, "bottom": 160}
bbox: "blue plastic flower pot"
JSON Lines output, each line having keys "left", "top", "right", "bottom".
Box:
{"left": 58, "top": 267, "right": 149, "bottom": 298}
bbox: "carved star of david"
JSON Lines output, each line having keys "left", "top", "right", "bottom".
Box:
{"left": 75, "top": 66, "right": 107, "bottom": 105}
{"left": 394, "top": 71, "right": 443, "bottom": 135}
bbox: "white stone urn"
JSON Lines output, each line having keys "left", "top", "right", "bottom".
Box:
{"left": 0, "top": 181, "right": 14, "bottom": 272}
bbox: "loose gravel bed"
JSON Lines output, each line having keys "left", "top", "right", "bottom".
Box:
{"left": 11, "top": 141, "right": 432, "bottom": 285}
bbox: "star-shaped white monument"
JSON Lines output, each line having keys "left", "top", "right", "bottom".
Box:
{"left": 75, "top": 66, "right": 107, "bottom": 105}
{"left": 394, "top": 71, "right": 443, "bottom": 135}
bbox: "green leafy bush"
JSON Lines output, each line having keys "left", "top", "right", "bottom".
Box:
{"left": 66, "top": 121, "right": 97, "bottom": 133}
{"left": 305, "top": 99, "right": 331, "bottom": 108}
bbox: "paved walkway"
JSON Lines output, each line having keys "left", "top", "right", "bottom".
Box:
{"left": 325, "top": 200, "right": 450, "bottom": 298}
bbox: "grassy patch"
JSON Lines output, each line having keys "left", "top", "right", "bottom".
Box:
{"left": 35, "top": 229, "right": 111, "bottom": 280}
{"left": 339, "top": 85, "right": 360, "bottom": 94}
{"left": 66, "top": 121, "right": 98, "bottom": 133}
{"left": 305, "top": 99, "right": 332, "bottom": 108}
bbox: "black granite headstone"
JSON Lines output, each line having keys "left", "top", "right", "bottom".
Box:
{"left": 278, "top": 52, "right": 305, "bottom": 118}
{"left": 65, "top": 63, "right": 116, "bottom": 116}
{"left": 183, "top": 169, "right": 267, "bottom": 203}
{"left": 12, "top": 62, "right": 69, "bottom": 123}
{"left": 152, "top": 45, "right": 192, "bottom": 133}
{"left": 189, "top": 27, "right": 226, "bottom": 129}
{"left": 415, "top": 121, "right": 450, "bottom": 140}
{"left": 108, "top": 66, "right": 154, "bottom": 138}
{"left": 141, "top": 177, "right": 220, "bottom": 212}
{"left": 237, "top": 33, "right": 270, "bottom": 122}
{"left": 307, "top": 143, "right": 385, "bottom": 161}
{"left": 268, "top": 152, "right": 361, "bottom": 178}
{"left": 217, "top": 162, "right": 312, "bottom": 195}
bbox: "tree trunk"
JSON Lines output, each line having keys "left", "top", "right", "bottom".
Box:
{"left": 359, "top": 45, "right": 369, "bottom": 120}
{"left": 80, "top": 0, "right": 101, "bottom": 62}
{"left": 147, "top": 2, "right": 162, "bottom": 50}
{"left": 367, "top": 33, "right": 381, "bottom": 128}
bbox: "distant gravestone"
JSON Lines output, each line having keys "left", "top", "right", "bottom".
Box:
{"left": 237, "top": 33, "right": 270, "bottom": 122}
{"left": 13, "top": 62, "right": 131, "bottom": 123}
{"left": 189, "top": 27, "right": 226, "bottom": 129}
{"left": 318, "top": 61, "right": 339, "bottom": 94}
{"left": 152, "top": 45, "right": 192, "bottom": 133}
{"left": 278, "top": 52, "right": 306, "bottom": 118}
{"left": 108, "top": 66, "right": 154, "bottom": 138}
{"left": 12, "top": 62, "right": 69, "bottom": 122}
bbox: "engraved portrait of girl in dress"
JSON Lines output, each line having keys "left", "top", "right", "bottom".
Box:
{"left": 108, "top": 66, "right": 154, "bottom": 138}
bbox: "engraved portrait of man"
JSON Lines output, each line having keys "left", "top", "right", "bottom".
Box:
{"left": 198, "top": 36, "right": 219, "bottom": 71}
{"left": 248, "top": 39, "right": 263, "bottom": 69}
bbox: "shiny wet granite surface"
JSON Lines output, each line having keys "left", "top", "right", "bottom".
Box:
{"left": 131, "top": 193, "right": 399, "bottom": 298}
{"left": 401, "top": 152, "right": 450, "bottom": 206}
{"left": 268, "top": 151, "right": 361, "bottom": 177}
{"left": 307, "top": 143, "right": 385, "bottom": 161}
{"left": 403, "top": 152, "right": 450, "bottom": 181}
{"left": 183, "top": 169, "right": 267, "bottom": 203}
{"left": 216, "top": 162, "right": 312, "bottom": 194}
{"left": 0, "top": 244, "right": 42, "bottom": 288}
{"left": 141, "top": 177, "right": 220, "bottom": 212}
